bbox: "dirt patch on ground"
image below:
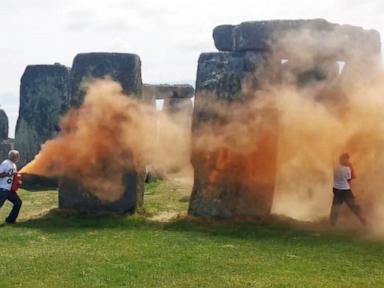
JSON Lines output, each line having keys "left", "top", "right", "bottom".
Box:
{"left": 150, "top": 211, "right": 180, "bottom": 222}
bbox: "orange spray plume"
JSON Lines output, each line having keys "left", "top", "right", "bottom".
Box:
{"left": 21, "top": 79, "right": 191, "bottom": 201}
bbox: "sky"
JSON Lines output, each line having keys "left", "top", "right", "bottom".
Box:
{"left": 1, "top": 0, "right": 384, "bottom": 137}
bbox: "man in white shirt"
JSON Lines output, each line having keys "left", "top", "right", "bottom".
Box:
{"left": 0, "top": 150, "right": 22, "bottom": 224}
{"left": 330, "top": 153, "right": 366, "bottom": 227}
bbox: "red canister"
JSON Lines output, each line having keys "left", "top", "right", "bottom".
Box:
{"left": 11, "top": 173, "right": 21, "bottom": 192}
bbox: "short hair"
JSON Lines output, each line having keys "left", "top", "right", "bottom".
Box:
{"left": 8, "top": 150, "right": 19, "bottom": 159}
{"left": 339, "top": 153, "right": 350, "bottom": 162}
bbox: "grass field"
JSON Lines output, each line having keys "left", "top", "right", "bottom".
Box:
{"left": 0, "top": 178, "right": 383, "bottom": 288}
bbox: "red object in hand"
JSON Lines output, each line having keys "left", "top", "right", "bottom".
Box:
{"left": 11, "top": 173, "right": 21, "bottom": 192}
{"left": 350, "top": 165, "right": 356, "bottom": 180}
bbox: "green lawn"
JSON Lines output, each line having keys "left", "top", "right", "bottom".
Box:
{"left": 0, "top": 179, "right": 383, "bottom": 288}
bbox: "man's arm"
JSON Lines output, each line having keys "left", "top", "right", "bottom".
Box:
{"left": 346, "top": 166, "right": 355, "bottom": 184}
{"left": 0, "top": 171, "right": 15, "bottom": 178}
{"left": 348, "top": 164, "right": 356, "bottom": 180}
{"left": 0, "top": 172, "right": 9, "bottom": 178}
{"left": 0, "top": 163, "right": 12, "bottom": 178}
{"left": 350, "top": 165, "right": 356, "bottom": 179}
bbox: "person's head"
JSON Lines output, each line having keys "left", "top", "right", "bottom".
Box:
{"left": 339, "top": 153, "right": 350, "bottom": 166}
{"left": 8, "top": 150, "right": 20, "bottom": 163}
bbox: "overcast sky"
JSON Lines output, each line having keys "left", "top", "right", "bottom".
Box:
{"left": 1, "top": 0, "right": 384, "bottom": 137}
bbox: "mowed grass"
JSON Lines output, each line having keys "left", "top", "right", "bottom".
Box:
{"left": 0, "top": 179, "right": 383, "bottom": 288}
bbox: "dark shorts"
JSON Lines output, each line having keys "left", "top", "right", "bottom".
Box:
{"left": 0, "top": 188, "right": 10, "bottom": 196}
{"left": 332, "top": 188, "right": 354, "bottom": 205}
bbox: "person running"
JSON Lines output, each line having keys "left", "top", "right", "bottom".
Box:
{"left": 330, "top": 153, "right": 366, "bottom": 227}
{"left": 0, "top": 150, "right": 22, "bottom": 224}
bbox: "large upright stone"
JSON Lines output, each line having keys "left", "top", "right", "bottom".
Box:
{"left": 59, "top": 52, "right": 144, "bottom": 213}
{"left": 0, "top": 109, "right": 8, "bottom": 141}
{"left": 15, "top": 64, "right": 70, "bottom": 167}
{"left": 197, "top": 18, "right": 382, "bottom": 221}
{"left": 161, "top": 85, "right": 195, "bottom": 173}
{"left": 0, "top": 109, "right": 11, "bottom": 162}
{"left": 213, "top": 19, "right": 381, "bottom": 61}
{"left": 70, "top": 53, "right": 142, "bottom": 107}
{"left": 143, "top": 83, "right": 194, "bottom": 173}
{"left": 0, "top": 142, "right": 12, "bottom": 163}
{"left": 188, "top": 51, "right": 280, "bottom": 218}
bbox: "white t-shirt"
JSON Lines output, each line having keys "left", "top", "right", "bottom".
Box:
{"left": 333, "top": 164, "right": 352, "bottom": 190}
{"left": 0, "top": 159, "right": 17, "bottom": 190}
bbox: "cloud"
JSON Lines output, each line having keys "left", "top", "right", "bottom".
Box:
{"left": 65, "top": 10, "right": 96, "bottom": 32}
{"left": 1, "top": 0, "right": 384, "bottom": 137}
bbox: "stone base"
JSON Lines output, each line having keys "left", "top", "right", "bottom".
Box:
{"left": 189, "top": 139, "right": 278, "bottom": 219}
{"left": 58, "top": 170, "right": 144, "bottom": 213}
{"left": 20, "top": 174, "right": 58, "bottom": 189}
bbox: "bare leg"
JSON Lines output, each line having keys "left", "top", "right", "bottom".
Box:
{"left": 330, "top": 203, "right": 341, "bottom": 226}
{"left": 345, "top": 197, "right": 366, "bottom": 227}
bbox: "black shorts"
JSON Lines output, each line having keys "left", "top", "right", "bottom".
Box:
{"left": 332, "top": 188, "right": 354, "bottom": 204}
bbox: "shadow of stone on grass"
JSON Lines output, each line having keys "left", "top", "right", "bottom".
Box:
{"left": 10, "top": 208, "right": 366, "bottom": 247}
{"left": 13, "top": 208, "right": 155, "bottom": 233}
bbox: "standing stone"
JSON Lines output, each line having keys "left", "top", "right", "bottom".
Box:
{"left": 15, "top": 64, "right": 70, "bottom": 167}
{"left": 0, "top": 109, "right": 8, "bottom": 141}
{"left": 142, "top": 83, "right": 194, "bottom": 175}
{"left": 59, "top": 52, "right": 144, "bottom": 213}
{"left": 157, "top": 84, "right": 194, "bottom": 124}
{"left": 188, "top": 51, "right": 280, "bottom": 218}
{"left": 0, "top": 109, "right": 11, "bottom": 162}
{"left": 70, "top": 53, "right": 142, "bottom": 107}
{"left": 162, "top": 86, "right": 194, "bottom": 172}
{"left": 199, "top": 19, "right": 382, "bottom": 221}
{"left": 213, "top": 19, "right": 381, "bottom": 62}
{"left": 0, "top": 142, "right": 12, "bottom": 162}
{"left": 142, "top": 84, "right": 158, "bottom": 107}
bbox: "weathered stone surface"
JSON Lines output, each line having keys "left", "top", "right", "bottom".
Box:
{"left": 191, "top": 19, "right": 382, "bottom": 220}
{"left": 143, "top": 84, "right": 194, "bottom": 100}
{"left": 59, "top": 169, "right": 144, "bottom": 213}
{"left": 213, "top": 19, "right": 381, "bottom": 61}
{"left": 20, "top": 173, "right": 58, "bottom": 189}
{"left": 195, "top": 52, "right": 280, "bottom": 102}
{"left": 189, "top": 51, "right": 279, "bottom": 219}
{"left": 163, "top": 97, "right": 193, "bottom": 138}
{"left": 282, "top": 60, "right": 339, "bottom": 87}
{"left": 213, "top": 25, "right": 235, "bottom": 52}
{"left": 59, "top": 52, "right": 144, "bottom": 213}
{"left": 15, "top": 64, "right": 70, "bottom": 167}
{"left": 0, "top": 109, "right": 8, "bottom": 141}
{"left": 70, "top": 53, "right": 142, "bottom": 107}
{"left": 163, "top": 97, "right": 194, "bottom": 173}
{"left": 144, "top": 84, "right": 195, "bottom": 174}
{"left": 163, "top": 98, "right": 193, "bottom": 118}
{"left": 0, "top": 141, "right": 12, "bottom": 163}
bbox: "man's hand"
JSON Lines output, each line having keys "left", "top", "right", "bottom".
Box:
{"left": 350, "top": 165, "right": 356, "bottom": 179}
{"left": 0, "top": 171, "right": 17, "bottom": 178}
